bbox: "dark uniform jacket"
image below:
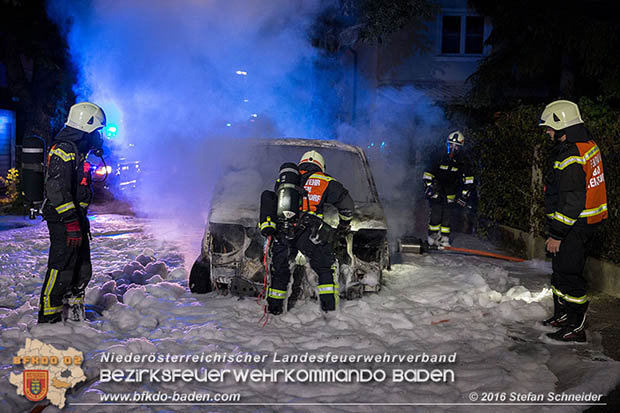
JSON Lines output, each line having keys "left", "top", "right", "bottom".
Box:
{"left": 544, "top": 124, "right": 607, "bottom": 240}
{"left": 42, "top": 127, "right": 93, "bottom": 223}
{"left": 423, "top": 150, "right": 475, "bottom": 201}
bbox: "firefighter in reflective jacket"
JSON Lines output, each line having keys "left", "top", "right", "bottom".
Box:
{"left": 264, "top": 150, "right": 354, "bottom": 315}
{"left": 38, "top": 102, "right": 106, "bottom": 324}
{"left": 539, "top": 100, "right": 607, "bottom": 343}
{"left": 422, "top": 131, "right": 475, "bottom": 247}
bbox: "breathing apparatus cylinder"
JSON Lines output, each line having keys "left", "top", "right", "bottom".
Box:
{"left": 21, "top": 136, "right": 46, "bottom": 219}
{"left": 259, "top": 190, "right": 278, "bottom": 237}
{"left": 276, "top": 162, "right": 301, "bottom": 240}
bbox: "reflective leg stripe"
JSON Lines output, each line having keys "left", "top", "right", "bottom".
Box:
{"left": 268, "top": 288, "right": 287, "bottom": 300}
{"left": 42, "top": 269, "right": 63, "bottom": 315}
{"left": 447, "top": 194, "right": 456, "bottom": 200}
{"left": 79, "top": 202, "right": 89, "bottom": 209}
{"left": 318, "top": 284, "right": 336, "bottom": 294}
{"left": 259, "top": 219, "right": 276, "bottom": 231}
{"left": 440, "top": 226, "right": 451, "bottom": 234}
{"left": 67, "top": 296, "right": 84, "bottom": 305}
{"left": 551, "top": 286, "right": 589, "bottom": 304}
{"left": 332, "top": 264, "right": 339, "bottom": 308}
{"left": 428, "top": 224, "right": 440, "bottom": 232}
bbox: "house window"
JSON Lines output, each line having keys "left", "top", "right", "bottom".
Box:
{"left": 441, "top": 14, "right": 485, "bottom": 55}
{"left": 0, "top": 61, "right": 7, "bottom": 87}
{"left": 441, "top": 16, "right": 461, "bottom": 54}
{"left": 465, "top": 16, "right": 484, "bottom": 54}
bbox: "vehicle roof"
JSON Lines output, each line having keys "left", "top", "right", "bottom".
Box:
{"left": 207, "top": 137, "right": 386, "bottom": 229}
{"left": 255, "top": 138, "right": 365, "bottom": 154}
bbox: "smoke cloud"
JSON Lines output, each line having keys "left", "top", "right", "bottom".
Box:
{"left": 47, "top": 0, "right": 449, "bottom": 259}
{"left": 339, "top": 85, "right": 448, "bottom": 241}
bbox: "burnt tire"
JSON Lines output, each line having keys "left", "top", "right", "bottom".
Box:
{"left": 189, "top": 257, "right": 212, "bottom": 294}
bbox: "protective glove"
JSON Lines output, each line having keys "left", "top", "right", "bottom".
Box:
{"left": 336, "top": 221, "right": 351, "bottom": 239}
{"left": 457, "top": 191, "right": 470, "bottom": 208}
{"left": 65, "top": 220, "right": 82, "bottom": 247}
{"left": 424, "top": 185, "right": 438, "bottom": 199}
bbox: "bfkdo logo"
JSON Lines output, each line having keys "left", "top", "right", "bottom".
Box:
{"left": 23, "top": 370, "right": 49, "bottom": 402}
{"left": 10, "top": 339, "right": 87, "bottom": 409}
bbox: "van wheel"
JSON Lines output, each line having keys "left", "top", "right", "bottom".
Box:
{"left": 189, "top": 257, "right": 212, "bottom": 294}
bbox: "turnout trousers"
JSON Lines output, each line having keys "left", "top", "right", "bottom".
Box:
{"left": 268, "top": 228, "right": 338, "bottom": 313}
{"left": 39, "top": 217, "right": 92, "bottom": 319}
{"left": 428, "top": 195, "right": 456, "bottom": 237}
{"left": 550, "top": 223, "right": 595, "bottom": 327}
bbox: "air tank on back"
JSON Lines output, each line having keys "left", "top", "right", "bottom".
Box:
{"left": 21, "top": 135, "right": 46, "bottom": 219}
{"left": 276, "top": 162, "right": 301, "bottom": 239}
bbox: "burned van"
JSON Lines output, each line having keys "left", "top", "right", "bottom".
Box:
{"left": 189, "top": 138, "right": 389, "bottom": 300}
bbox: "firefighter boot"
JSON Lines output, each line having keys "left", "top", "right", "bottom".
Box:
{"left": 38, "top": 312, "right": 62, "bottom": 324}
{"left": 267, "top": 297, "right": 283, "bottom": 315}
{"left": 320, "top": 295, "right": 336, "bottom": 312}
{"left": 427, "top": 232, "right": 441, "bottom": 246}
{"left": 287, "top": 266, "right": 304, "bottom": 311}
{"left": 546, "top": 306, "right": 587, "bottom": 343}
{"left": 439, "top": 235, "right": 451, "bottom": 247}
{"left": 542, "top": 295, "right": 568, "bottom": 328}
{"left": 65, "top": 295, "right": 86, "bottom": 322}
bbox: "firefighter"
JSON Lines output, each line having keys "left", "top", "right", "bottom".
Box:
{"left": 38, "top": 102, "right": 106, "bottom": 324}
{"left": 262, "top": 150, "right": 354, "bottom": 315}
{"left": 422, "top": 131, "right": 475, "bottom": 247}
{"left": 539, "top": 100, "right": 607, "bottom": 343}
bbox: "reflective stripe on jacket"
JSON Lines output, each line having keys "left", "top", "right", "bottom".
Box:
{"left": 300, "top": 171, "right": 353, "bottom": 221}
{"left": 422, "top": 149, "right": 474, "bottom": 198}
{"left": 545, "top": 126, "right": 607, "bottom": 239}
{"left": 43, "top": 137, "right": 93, "bottom": 222}
{"left": 575, "top": 141, "right": 607, "bottom": 224}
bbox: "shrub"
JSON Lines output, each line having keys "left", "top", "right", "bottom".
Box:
{"left": 0, "top": 168, "right": 26, "bottom": 214}
{"left": 469, "top": 98, "right": 619, "bottom": 264}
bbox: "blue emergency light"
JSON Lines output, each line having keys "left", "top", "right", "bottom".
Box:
{"left": 105, "top": 125, "right": 118, "bottom": 138}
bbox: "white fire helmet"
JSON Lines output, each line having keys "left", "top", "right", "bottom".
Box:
{"left": 447, "top": 131, "right": 465, "bottom": 146}
{"left": 539, "top": 100, "right": 584, "bottom": 130}
{"left": 65, "top": 102, "right": 107, "bottom": 133}
{"left": 298, "top": 150, "right": 325, "bottom": 172}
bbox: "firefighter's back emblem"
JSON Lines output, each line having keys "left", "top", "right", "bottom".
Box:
{"left": 23, "top": 370, "right": 49, "bottom": 402}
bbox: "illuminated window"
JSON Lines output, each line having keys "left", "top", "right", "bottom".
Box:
{"left": 0, "top": 109, "right": 16, "bottom": 177}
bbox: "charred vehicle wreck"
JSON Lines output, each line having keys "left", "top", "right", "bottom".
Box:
{"left": 189, "top": 139, "right": 389, "bottom": 302}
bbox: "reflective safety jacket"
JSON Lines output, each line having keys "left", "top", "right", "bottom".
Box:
{"left": 300, "top": 170, "right": 354, "bottom": 223}
{"left": 545, "top": 124, "right": 607, "bottom": 240}
{"left": 42, "top": 128, "right": 93, "bottom": 223}
{"left": 422, "top": 150, "right": 475, "bottom": 202}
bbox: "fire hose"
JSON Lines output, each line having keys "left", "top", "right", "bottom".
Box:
{"left": 397, "top": 237, "right": 524, "bottom": 262}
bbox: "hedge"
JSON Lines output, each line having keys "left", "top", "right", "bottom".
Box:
{"left": 469, "top": 98, "right": 619, "bottom": 264}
